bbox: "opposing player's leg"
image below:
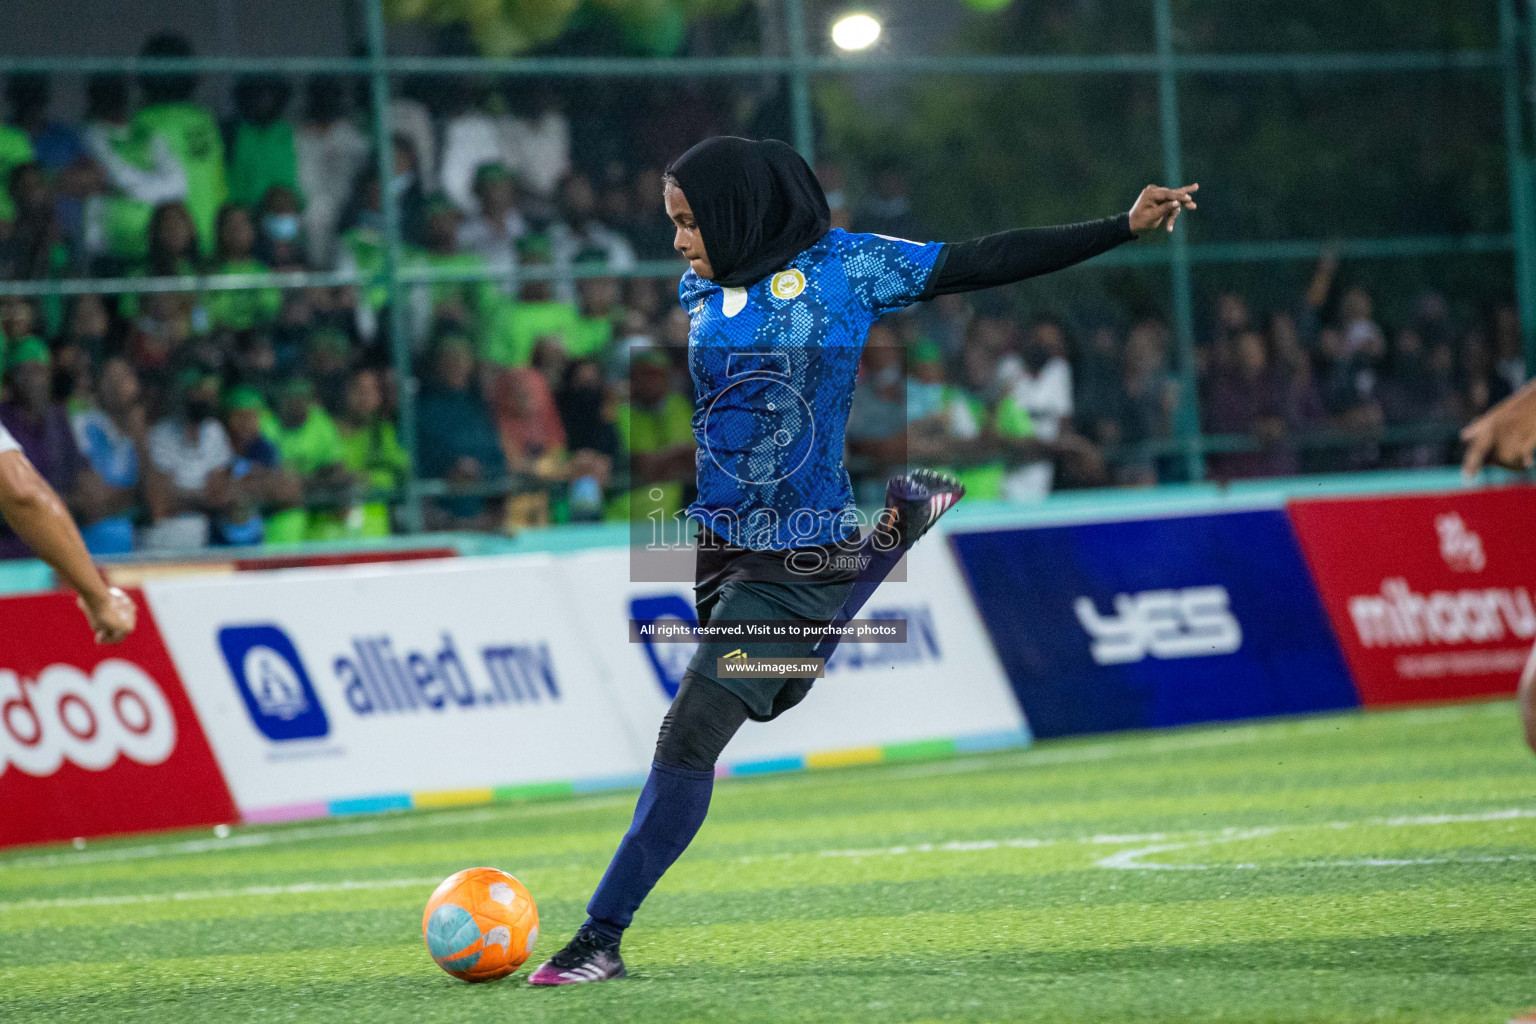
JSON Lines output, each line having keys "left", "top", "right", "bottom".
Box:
{"left": 1519, "top": 640, "right": 1536, "bottom": 755}
{"left": 528, "top": 671, "right": 749, "bottom": 985}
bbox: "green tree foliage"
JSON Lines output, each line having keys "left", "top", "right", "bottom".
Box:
{"left": 386, "top": 0, "right": 748, "bottom": 56}
{"left": 819, "top": 0, "right": 1510, "bottom": 312}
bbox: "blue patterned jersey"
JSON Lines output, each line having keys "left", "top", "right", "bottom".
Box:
{"left": 680, "top": 228, "right": 945, "bottom": 550}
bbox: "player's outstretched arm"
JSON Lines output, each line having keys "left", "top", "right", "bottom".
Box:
{"left": 923, "top": 184, "right": 1198, "bottom": 297}
{"left": 1461, "top": 378, "right": 1536, "bottom": 476}
{"left": 0, "top": 450, "right": 136, "bottom": 643}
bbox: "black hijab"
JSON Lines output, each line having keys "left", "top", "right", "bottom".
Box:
{"left": 664, "top": 136, "right": 830, "bottom": 288}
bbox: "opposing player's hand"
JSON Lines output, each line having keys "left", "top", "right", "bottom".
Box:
{"left": 1129, "top": 183, "right": 1199, "bottom": 234}
{"left": 78, "top": 586, "right": 137, "bottom": 644}
{"left": 1461, "top": 379, "right": 1536, "bottom": 477}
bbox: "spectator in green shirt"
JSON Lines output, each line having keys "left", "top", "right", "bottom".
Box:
{"left": 570, "top": 249, "right": 625, "bottom": 361}
{"left": 404, "top": 191, "right": 501, "bottom": 355}
{"left": 207, "top": 203, "right": 281, "bottom": 332}
{"left": 334, "top": 365, "right": 408, "bottom": 538}
{"left": 227, "top": 75, "right": 298, "bottom": 210}
{"left": 120, "top": 200, "right": 203, "bottom": 323}
{"left": 483, "top": 234, "right": 579, "bottom": 367}
{"left": 611, "top": 350, "right": 695, "bottom": 521}
{"left": 0, "top": 119, "right": 34, "bottom": 225}
{"left": 133, "top": 33, "right": 227, "bottom": 256}
{"left": 260, "top": 376, "right": 354, "bottom": 541}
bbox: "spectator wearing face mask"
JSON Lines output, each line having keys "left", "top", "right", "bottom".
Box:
{"left": 227, "top": 75, "right": 299, "bottom": 212}
{"left": 207, "top": 203, "right": 282, "bottom": 332}
{"left": 256, "top": 184, "right": 306, "bottom": 271}
{"left": 132, "top": 33, "right": 227, "bottom": 256}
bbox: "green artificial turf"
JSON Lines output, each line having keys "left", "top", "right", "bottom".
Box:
{"left": 3, "top": 700, "right": 1535, "bottom": 1023}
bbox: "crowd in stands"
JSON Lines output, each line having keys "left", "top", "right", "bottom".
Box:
{"left": 0, "top": 32, "right": 1525, "bottom": 557}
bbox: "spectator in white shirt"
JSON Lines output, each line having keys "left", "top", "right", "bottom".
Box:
{"left": 547, "top": 172, "right": 635, "bottom": 305}
{"left": 455, "top": 161, "right": 527, "bottom": 288}
{"left": 496, "top": 84, "right": 570, "bottom": 202}
{"left": 141, "top": 372, "right": 233, "bottom": 551}
{"left": 296, "top": 75, "right": 370, "bottom": 268}
{"left": 1002, "top": 315, "right": 1075, "bottom": 501}
{"left": 439, "top": 81, "right": 503, "bottom": 217}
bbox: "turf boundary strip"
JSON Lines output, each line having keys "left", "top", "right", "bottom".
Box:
{"left": 239, "top": 728, "right": 1032, "bottom": 825}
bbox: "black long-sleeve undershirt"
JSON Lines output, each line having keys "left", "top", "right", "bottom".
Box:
{"left": 921, "top": 212, "right": 1136, "bottom": 299}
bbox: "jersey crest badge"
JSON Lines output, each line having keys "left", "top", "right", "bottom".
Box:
{"left": 770, "top": 269, "right": 806, "bottom": 300}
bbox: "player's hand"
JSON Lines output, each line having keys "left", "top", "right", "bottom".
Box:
{"left": 1129, "top": 183, "right": 1199, "bottom": 234}
{"left": 78, "top": 586, "right": 137, "bottom": 644}
{"left": 1461, "top": 380, "right": 1536, "bottom": 477}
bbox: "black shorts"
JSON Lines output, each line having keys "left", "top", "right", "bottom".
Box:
{"left": 686, "top": 528, "right": 859, "bottom": 721}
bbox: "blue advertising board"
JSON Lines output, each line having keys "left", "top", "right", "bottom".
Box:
{"left": 948, "top": 509, "right": 1358, "bottom": 738}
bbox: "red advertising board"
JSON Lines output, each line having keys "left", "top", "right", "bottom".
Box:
{"left": 0, "top": 589, "right": 236, "bottom": 847}
{"left": 1288, "top": 486, "right": 1536, "bottom": 706}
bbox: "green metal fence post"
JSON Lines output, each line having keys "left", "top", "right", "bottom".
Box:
{"left": 365, "top": 0, "right": 423, "bottom": 532}
{"left": 1506, "top": 0, "right": 1536, "bottom": 375}
{"left": 1153, "top": 0, "right": 1203, "bottom": 482}
{"left": 784, "top": 0, "right": 817, "bottom": 165}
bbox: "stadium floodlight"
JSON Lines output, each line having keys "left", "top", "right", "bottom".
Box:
{"left": 831, "top": 12, "right": 882, "bottom": 52}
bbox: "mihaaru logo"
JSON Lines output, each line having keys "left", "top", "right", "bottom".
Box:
{"left": 770, "top": 269, "right": 805, "bottom": 300}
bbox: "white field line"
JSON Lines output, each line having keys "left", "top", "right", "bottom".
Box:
{"left": 3, "top": 806, "right": 1533, "bottom": 912}
{"left": 874, "top": 701, "right": 1511, "bottom": 784}
{"left": 0, "top": 793, "right": 636, "bottom": 872}
{"left": 1098, "top": 808, "right": 1536, "bottom": 871}
{"left": 0, "top": 876, "right": 445, "bottom": 912}
{"left": 746, "top": 807, "right": 1536, "bottom": 866}
{"left": 0, "top": 702, "right": 1513, "bottom": 874}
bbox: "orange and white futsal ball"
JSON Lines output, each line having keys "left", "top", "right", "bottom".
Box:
{"left": 422, "top": 867, "right": 539, "bottom": 982}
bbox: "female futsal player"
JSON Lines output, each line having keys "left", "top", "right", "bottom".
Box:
{"left": 529, "top": 136, "right": 1197, "bottom": 985}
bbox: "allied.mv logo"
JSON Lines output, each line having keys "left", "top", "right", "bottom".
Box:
{"left": 218, "top": 625, "right": 330, "bottom": 741}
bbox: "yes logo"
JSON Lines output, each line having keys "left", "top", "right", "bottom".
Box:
{"left": 218, "top": 625, "right": 330, "bottom": 741}
{"left": 1074, "top": 586, "right": 1243, "bottom": 665}
{"left": 769, "top": 269, "right": 805, "bottom": 300}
